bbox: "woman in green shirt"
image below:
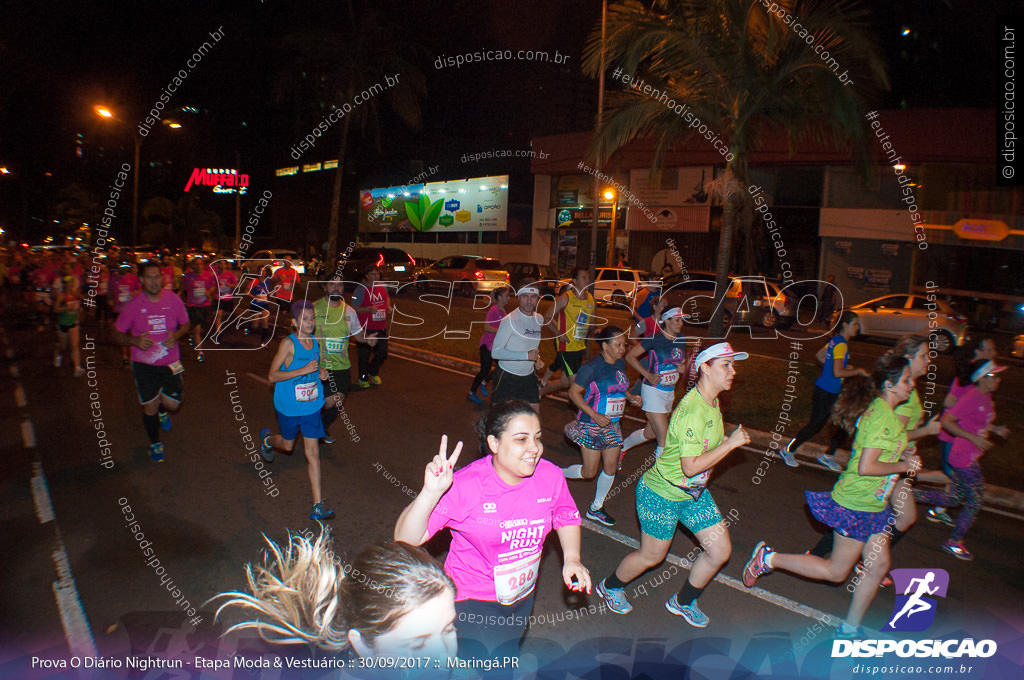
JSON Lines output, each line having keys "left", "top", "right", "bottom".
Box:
{"left": 595, "top": 342, "right": 750, "bottom": 628}
{"left": 743, "top": 353, "right": 922, "bottom": 638}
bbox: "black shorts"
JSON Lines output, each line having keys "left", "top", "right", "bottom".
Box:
{"left": 132, "top": 361, "right": 184, "bottom": 405}
{"left": 57, "top": 322, "right": 78, "bottom": 333}
{"left": 322, "top": 368, "right": 351, "bottom": 397}
{"left": 555, "top": 350, "right": 585, "bottom": 377}
{"left": 491, "top": 368, "right": 539, "bottom": 405}
{"left": 187, "top": 306, "right": 210, "bottom": 328}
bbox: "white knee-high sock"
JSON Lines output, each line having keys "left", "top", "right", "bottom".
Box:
{"left": 621, "top": 428, "right": 652, "bottom": 452}
{"left": 591, "top": 472, "right": 616, "bottom": 510}
{"left": 563, "top": 464, "right": 584, "bottom": 479}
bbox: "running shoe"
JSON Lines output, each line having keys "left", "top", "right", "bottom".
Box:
{"left": 743, "top": 541, "right": 774, "bottom": 587}
{"left": 322, "top": 434, "right": 337, "bottom": 444}
{"left": 158, "top": 411, "right": 172, "bottom": 431}
{"left": 586, "top": 507, "right": 616, "bottom": 526}
{"left": 926, "top": 508, "right": 955, "bottom": 527}
{"left": 779, "top": 439, "right": 798, "bottom": 467}
{"left": 467, "top": 392, "right": 483, "bottom": 404}
{"left": 259, "top": 428, "right": 275, "bottom": 462}
{"left": 480, "top": 383, "right": 489, "bottom": 397}
{"left": 311, "top": 501, "right": 336, "bottom": 521}
{"left": 370, "top": 375, "right": 382, "bottom": 386}
{"left": 73, "top": 367, "right": 86, "bottom": 378}
{"left": 150, "top": 442, "right": 165, "bottom": 462}
{"left": 942, "top": 541, "right": 974, "bottom": 561}
{"left": 816, "top": 453, "right": 842, "bottom": 472}
{"left": 835, "top": 623, "right": 864, "bottom": 640}
{"left": 665, "top": 594, "right": 709, "bottom": 628}
{"left": 596, "top": 578, "right": 633, "bottom": 614}
{"left": 53, "top": 354, "right": 62, "bottom": 368}
{"left": 358, "top": 379, "right": 371, "bottom": 389}
{"left": 197, "top": 351, "right": 205, "bottom": 363}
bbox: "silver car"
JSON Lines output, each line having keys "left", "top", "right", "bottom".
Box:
{"left": 837, "top": 294, "right": 968, "bottom": 353}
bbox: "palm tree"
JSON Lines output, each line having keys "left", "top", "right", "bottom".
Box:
{"left": 274, "top": 0, "right": 427, "bottom": 266}
{"left": 582, "top": 0, "right": 888, "bottom": 334}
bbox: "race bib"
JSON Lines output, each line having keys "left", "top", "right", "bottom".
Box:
{"left": 168, "top": 360, "right": 184, "bottom": 375}
{"left": 658, "top": 367, "right": 679, "bottom": 387}
{"left": 325, "top": 338, "right": 346, "bottom": 354}
{"left": 605, "top": 396, "right": 626, "bottom": 417}
{"left": 193, "top": 286, "right": 207, "bottom": 303}
{"left": 494, "top": 553, "right": 541, "bottom": 605}
{"left": 294, "top": 380, "right": 319, "bottom": 402}
{"left": 574, "top": 312, "right": 588, "bottom": 340}
{"left": 372, "top": 308, "right": 386, "bottom": 322}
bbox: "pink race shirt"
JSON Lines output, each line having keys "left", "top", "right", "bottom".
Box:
{"left": 426, "top": 457, "right": 580, "bottom": 604}
{"left": 115, "top": 290, "right": 190, "bottom": 366}
{"left": 111, "top": 272, "right": 141, "bottom": 312}
{"left": 216, "top": 268, "right": 239, "bottom": 300}
{"left": 948, "top": 386, "right": 995, "bottom": 468}
{"left": 481, "top": 305, "right": 506, "bottom": 351}
{"left": 938, "top": 378, "right": 970, "bottom": 444}
{"left": 184, "top": 270, "right": 215, "bottom": 307}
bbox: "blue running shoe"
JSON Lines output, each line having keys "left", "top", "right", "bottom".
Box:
{"left": 480, "top": 383, "right": 489, "bottom": 397}
{"left": 159, "top": 410, "right": 172, "bottom": 431}
{"left": 467, "top": 392, "right": 483, "bottom": 404}
{"left": 596, "top": 578, "right": 633, "bottom": 614}
{"left": 665, "top": 594, "right": 709, "bottom": 628}
{"left": 150, "top": 442, "right": 165, "bottom": 462}
{"left": 311, "top": 501, "right": 336, "bottom": 521}
{"left": 259, "top": 428, "right": 274, "bottom": 462}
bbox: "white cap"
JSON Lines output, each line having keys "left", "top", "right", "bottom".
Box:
{"left": 971, "top": 361, "right": 1006, "bottom": 383}
{"left": 660, "top": 307, "right": 688, "bottom": 322}
{"left": 517, "top": 285, "right": 540, "bottom": 296}
{"left": 694, "top": 342, "right": 748, "bottom": 370}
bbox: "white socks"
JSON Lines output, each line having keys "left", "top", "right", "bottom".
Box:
{"left": 563, "top": 464, "right": 584, "bottom": 479}
{"left": 591, "top": 472, "right": 616, "bottom": 510}
{"left": 621, "top": 428, "right": 652, "bottom": 452}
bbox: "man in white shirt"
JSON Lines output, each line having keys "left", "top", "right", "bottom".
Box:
{"left": 490, "top": 282, "right": 545, "bottom": 411}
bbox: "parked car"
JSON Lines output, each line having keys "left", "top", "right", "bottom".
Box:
{"left": 249, "top": 249, "right": 305, "bottom": 275}
{"left": 506, "top": 262, "right": 561, "bottom": 295}
{"left": 415, "top": 255, "right": 510, "bottom": 296}
{"left": 343, "top": 247, "right": 417, "bottom": 285}
{"left": 659, "top": 271, "right": 796, "bottom": 328}
{"left": 832, "top": 294, "right": 968, "bottom": 353}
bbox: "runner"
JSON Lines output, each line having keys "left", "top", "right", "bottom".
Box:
{"left": 160, "top": 255, "right": 178, "bottom": 292}
{"left": 914, "top": 359, "right": 1009, "bottom": 560}
{"left": 394, "top": 399, "right": 590, "bottom": 659}
{"left": 212, "top": 527, "right": 458, "bottom": 665}
{"left": 352, "top": 266, "right": 391, "bottom": 389}
{"left": 213, "top": 259, "right": 239, "bottom": 335}
{"left": 109, "top": 261, "right": 141, "bottom": 368}
{"left": 260, "top": 300, "right": 335, "bottom": 520}
{"left": 562, "top": 325, "right": 642, "bottom": 527}
{"left": 929, "top": 338, "right": 997, "bottom": 525}
{"left": 269, "top": 257, "right": 299, "bottom": 303}
{"left": 628, "top": 293, "right": 666, "bottom": 341}
{"left": 540, "top": 267, "right": 595, "bottom": 398}
{"left": 244, "top": 268, "right": 274, "bottom": 345}
{"left": 620, "top": 306, "right": 689, "bottom": 464}
{"left": 782, "top": 311, "right": 869, "bottom": 470}
{"left": 743, "top": 353, "right": 922, "bottom": 638}
{"left": 52, "top": 261, "right": 85, "bottom": 377}
{"left": 596, "top": 343, "right": 750, "bottom": 627}
{"left": 468, "top": 286, "right": 509, "bottom": 404}
{"left": 314, "top": 273, "right": 374, "bottom": 443}
{"left": 490, "top": 282, "right": 545, "bottom": 411}
{"left": 113, "top": 263, "right": 191, "bottom": 462}
{"left": 94, "top": 260, "right": 111, "bottom": 327}
{"left": 182, "top": 258, "right": 214, "bottom": 361}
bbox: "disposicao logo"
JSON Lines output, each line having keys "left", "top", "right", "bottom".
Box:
{"left": 832, "top": 568, "right": 997, "bottom": 659}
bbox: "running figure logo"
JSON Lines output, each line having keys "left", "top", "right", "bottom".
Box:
{"left": 883, "top": 568, "right": 949, "bottom": 632}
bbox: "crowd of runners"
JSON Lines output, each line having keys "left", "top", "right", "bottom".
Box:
{"left": 2, "top": 248, "right": 1011, "bottom": 672}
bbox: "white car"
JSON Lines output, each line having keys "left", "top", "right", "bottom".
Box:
{"left": 249, "top": 249, "right": 305, "bottom": 275}
{"left": 558, "top": 267, "right": 650, "bottom": 305}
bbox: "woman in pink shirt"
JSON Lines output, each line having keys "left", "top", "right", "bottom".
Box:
{"left": 395, "top": 400, "right": 591, "bottom": 661}
{"left": 915, "top": 359, "right": 1009, "bottom": 561}
{"left": 468, "top": 287, "right": 509, "bottom": 404}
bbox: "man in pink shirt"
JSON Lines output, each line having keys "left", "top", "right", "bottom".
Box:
{"left": 114, "top": 263, "right": 191, "bottom": 462}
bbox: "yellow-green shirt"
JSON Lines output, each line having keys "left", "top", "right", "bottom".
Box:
{"left": 313, "top": 297, "right": 357, "bottom": 370}
{"left": 643, "top": 388, "right": 723, "bottom": 502}
{"left": 894, "top": 388, "right": 923, "bottom": 430}
{"left": 831, "top": 398, "right": 907, "bottom": 512}
{"left": 557, "top": 290, "right": 596, "bottom": 353}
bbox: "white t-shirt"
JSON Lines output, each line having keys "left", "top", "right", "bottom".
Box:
{"left": 491, "top": 308, "right": 543, "bottom": 376}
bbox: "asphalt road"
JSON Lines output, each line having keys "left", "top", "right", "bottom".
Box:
{"left": 2, "top": 310, "right": 1022, "bottom": 679}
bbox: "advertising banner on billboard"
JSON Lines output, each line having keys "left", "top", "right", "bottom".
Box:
{"left": 358, "top": 175, "right": 508, "bottom": 233}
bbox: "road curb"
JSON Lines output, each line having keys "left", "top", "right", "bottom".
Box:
{"left": 391, "top": 342, "right": 1024, "bottom": 516}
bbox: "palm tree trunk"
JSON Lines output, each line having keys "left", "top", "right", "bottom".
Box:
{"left": 326, "top": 101, "right": 353, "bottom": 270}
{"left": 710, "top": 164, "right": 739, "bottom": 337}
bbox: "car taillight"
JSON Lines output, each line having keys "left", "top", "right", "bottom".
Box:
{"left": 273, "top": 260, "right": 280, "bottom": 266}
{"left": 506, "top": 272, "right": 510, "bottom": 280}
{"left": 475, "top": 271, "right": 484, "bottom": 279}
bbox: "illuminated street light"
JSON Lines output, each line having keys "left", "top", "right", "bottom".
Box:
{"left": 95, "top": 106, "right": 113, "bottom": 118}
{"left": 94, "top": 104, "right": 141, "bottom": 246}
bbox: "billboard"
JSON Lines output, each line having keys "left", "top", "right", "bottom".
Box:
{"left": 358, "top": 175, "right": 508, "bottom": 233}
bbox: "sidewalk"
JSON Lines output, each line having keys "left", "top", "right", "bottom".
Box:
{"left": 389, "top": 341, "right": 1024, "bottom": 516}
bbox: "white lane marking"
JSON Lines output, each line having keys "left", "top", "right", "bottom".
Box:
{"left": 52, "top": 541, "right": 99, "bottom": 658}
{"left": 581, "top": 519, "right": 841, "bottom": 627}
{"left": 22, "top": 419, "right": 37, "bottom": 448}
{"left": 31, "top": 461, "right": 54, "bottom": 524}
{"left": 245, "top": 372, "right": 271, "bottom": 386}
{"left": 15, "top": 383, "right": 27, "bottom": 407}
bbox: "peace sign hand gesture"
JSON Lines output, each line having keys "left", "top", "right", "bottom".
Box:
{"left": 423, "top": 435, "right": 463, "bottom": 498}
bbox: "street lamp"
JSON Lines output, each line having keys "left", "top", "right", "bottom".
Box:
{"left": 94, "top": 104, "right": 142, "bottom": 246}
{"left": 603, "top": 188, "right": 619, "bottom": 266}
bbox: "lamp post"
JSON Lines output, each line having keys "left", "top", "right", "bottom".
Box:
{"left": 603, "top": 189, "right": 619, "bottom": 266}
{"left": 95, "top": 105, "right": 142, "bottom": 247}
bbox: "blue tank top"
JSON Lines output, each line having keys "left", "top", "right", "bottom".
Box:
{"left": 273, "top": 334, "right": 324, "bottom": 416}
{"left": 815, "top": 335, "right": 848, "bottom": 394}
